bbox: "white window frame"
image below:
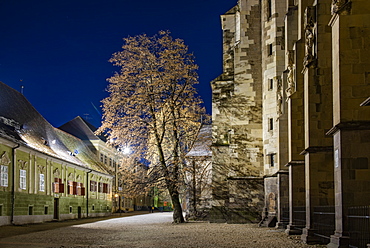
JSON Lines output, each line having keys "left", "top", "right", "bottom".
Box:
{"left": 20, "top": 169, "right": 27, "bottom": 190}
{"left": 0, "top": 165, "right": 8, "bottom": 187}
{"left": 39, "top": 174, "right": 45, "bottom": 192}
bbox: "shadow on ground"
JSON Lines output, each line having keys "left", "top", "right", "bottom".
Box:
{"left": 0, "top": 211, "right": 151, "bottom": 239}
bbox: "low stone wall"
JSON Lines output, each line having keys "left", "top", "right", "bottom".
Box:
{"left": 13, "top": 214, "right": 53, "bottom": 225}
{"left": 209, "top": 177, "right": 264, "bottom": 224}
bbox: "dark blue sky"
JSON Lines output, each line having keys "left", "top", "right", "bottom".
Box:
{"left": 0, "top": 0, "right": 236, "bottom": 127}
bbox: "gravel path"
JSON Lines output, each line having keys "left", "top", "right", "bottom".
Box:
{"left": 0, "top": 212, "right": 325, "bottom": 248}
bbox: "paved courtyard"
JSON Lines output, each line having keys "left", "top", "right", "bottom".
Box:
{"left": 0, "top": 212, "right": 325, "bottom": 248}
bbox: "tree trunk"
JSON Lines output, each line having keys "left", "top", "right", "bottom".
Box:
{"left": 168, "top": 186, "right": 185, "bottom": 223}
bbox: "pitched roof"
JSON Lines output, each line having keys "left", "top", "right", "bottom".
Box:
{"left": 186, "top": 125, "right": 212, "bottom": 157}
{"left": 0, "top": 81, "right": 110, "bottom": 175}
{"left": 224, "top": 5, "right": 238, "bottom": 15}
{"left": 59, "top": 116, "right": 103, "bottom": 141}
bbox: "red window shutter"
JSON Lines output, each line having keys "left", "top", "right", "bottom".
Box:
{"left": 53, "top": 178, "right": 64, "bottom": 193}
{"left": 81, "top": 187, "right": 86, "bottom": 196}
{"left": 60, "top": 183, "right": 65, "bottom": 193}
{"left": 73, "top": 181, "right": 77, "bottom": 195}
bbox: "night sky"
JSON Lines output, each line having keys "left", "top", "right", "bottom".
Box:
{"left": 0, "top": 0, "right": 237, "bottom": 128}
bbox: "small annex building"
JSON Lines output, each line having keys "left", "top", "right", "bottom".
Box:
{"left": 184, "top": 125, "right": 212, "bottom": 220}
{"left": 0, "top": 81, "right": 113, "bottom": 226}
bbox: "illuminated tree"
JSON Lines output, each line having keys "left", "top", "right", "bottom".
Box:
{"left": 98, "top": 31, "right": 208, "bottom": 223}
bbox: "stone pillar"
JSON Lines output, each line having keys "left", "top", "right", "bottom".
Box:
{"left": 327, "top": 127, "right": 370, "bottom": 248}
{"left": 285, "top": 161, "right": 305, "bottom": 235}
{"left": 284, "top": 38, "right": 306, "bottom": 234}
{"left": 328, "top": 0, "right": 370, "bottom": 247}
{"left": 301, "top": 148, "right": 334, "bottom": 243}
{"left": 300, "top": 2, "right": 335, "bottom": 244}
{"left": 275, "top": 171, "right": 289, "bottom": 228}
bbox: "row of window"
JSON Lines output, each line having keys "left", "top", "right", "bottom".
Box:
{"left": 90, "top": 180, "right": 110, "bottom": 193}
{"left": 67, "top": 180, "right": 85, "bottom": 195}
{"left": 0, "top": 167, "right": 110, "bottom": 195}
{"left": 17, "top": 204, "right": 109, "bottom": 216}
{"left": 1, "top": 167, "right": 35, "bottom": 190}
{"left": 99, "top": 153, "right": 118, "bottom": 168}
{"left": 53, "top": 178, "right": 110, "bottom": 195}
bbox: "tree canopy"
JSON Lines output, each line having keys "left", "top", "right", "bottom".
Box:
{"left": 98, "top": 31, "right": 209, "bottom": 223}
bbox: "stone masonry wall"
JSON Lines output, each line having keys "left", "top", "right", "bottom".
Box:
{"left": 210, "top": 0, "right": 264, "bottom": 223}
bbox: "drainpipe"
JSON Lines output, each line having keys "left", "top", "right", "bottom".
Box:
{"left": 11, "top": 144, "right": 20, "bottom": 225}
{"left": 86, "top": 169, "right": 92, "bottom": 218}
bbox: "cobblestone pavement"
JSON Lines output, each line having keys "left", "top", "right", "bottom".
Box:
{"left": 0, "top": 212, "right": 326, "bottom": 248}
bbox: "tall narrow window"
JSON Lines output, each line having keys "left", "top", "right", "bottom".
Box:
{"left": 270, "top": 154, "right": 275, "bottom": 167}
{"left": 68, "top": 181, "right": 78, "bottom": 195}
{"left": 268, "top": 44, "right": 273, "bottom": 56}
{"left": 90, "top": 181, "right": 97, "bottom": 192}
{"left": 0, "top": 165, "right": 8, "bottom": 187}
{"left": 98, "top": 182, "right": 103, "bottom": 193}
{"left": 267, "top": 0, "right": 272, "bottom": 19}
{"left": 76, "top": 182, "right": 85, "bottom": 196}
{"left": 268, "top": 79, "right": 274, "bottom": 90}
{"left": 68, "top": 181, "right": 74, "bottom": 195}
{"left": 39, "top": 174, "right": 45, "bottom": 192}
{"left": 269, "top": 118, "right": 274, "bottom": 131}
{"left": 73, "top": 181, "right": 77, "bottom": 195}
{"left": 20, "top": 169, "right": 26, "bottom": 190}
{"left": 53, "top": 178, "right": 64, "bottom": 193}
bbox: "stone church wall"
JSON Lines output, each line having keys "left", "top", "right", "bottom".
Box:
{"left": 210, "top": 0, "right": 264, "bottom": 223}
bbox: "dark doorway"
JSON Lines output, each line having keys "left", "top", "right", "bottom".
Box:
{"left": 53, "top": 198, "right": 59, "bottom": 220}
{"left": 78, "top": 206, "right": 82, "bottom": 219}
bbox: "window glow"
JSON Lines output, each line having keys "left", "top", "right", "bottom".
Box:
{"left": 20, "top": 169, "right": 26, "bottom": 190}
{"left": 39, "top": 174, "right": 45, "bottom": 191}
{"left": 0, "top": 165, "right": 8, "bottom": 187}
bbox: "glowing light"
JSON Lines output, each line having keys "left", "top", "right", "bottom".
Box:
{"left": 122, "top": 147, "right": 131, "bottom": 155}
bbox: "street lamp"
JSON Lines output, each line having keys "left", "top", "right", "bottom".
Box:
{"left": 114, "top": 193, "right": 121, "bottom": 214}
{"left": 122, "top": 147, "right": 131, "bottom": 155}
